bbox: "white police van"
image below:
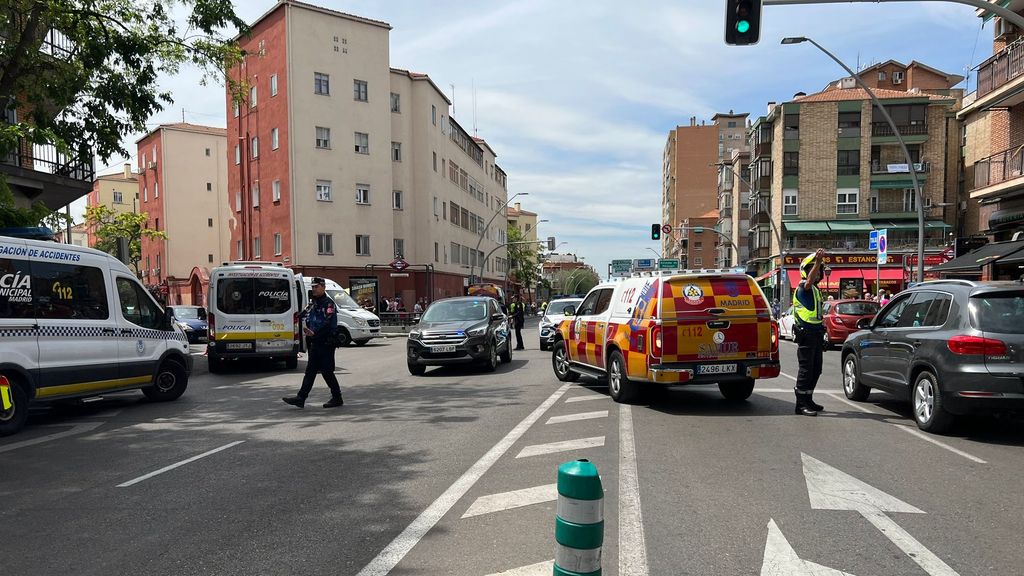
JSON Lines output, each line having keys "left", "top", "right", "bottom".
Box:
{"left": 0, "top": 234, "right": 192, "bottom": 436}
{"left": 206, "top": 261, "right": 301, "bottom": 373}
{"left": 297, "top": 275, "right": 381, "bottom": 346}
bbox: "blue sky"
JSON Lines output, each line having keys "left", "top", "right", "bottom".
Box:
{"left": 91, "top": 0, "right": 988, "bottom": 276}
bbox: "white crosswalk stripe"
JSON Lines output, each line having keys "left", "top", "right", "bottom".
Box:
{"left": 546, "top": 410, "right": 608, "bottom": 425}
{"left": 484, "top": 560, "right": 554, "bottom": 575}
{"left": 564, "top": 395, "right": 606, "bottom": 403}
{"left": 516, "top": 436, "right": 605, "bottom": 459}
{"left": 462, "top": 484, "right": 558, "bottom": 518}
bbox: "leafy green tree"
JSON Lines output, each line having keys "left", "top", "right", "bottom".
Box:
{"left": 553, "top": 267, "right": 599, "bottom": 296}
{"left": 85, "top": 204, "right": 165, "bottom": 276}
{"left": 506, "top": 224, "right": 541, "bottom": 297}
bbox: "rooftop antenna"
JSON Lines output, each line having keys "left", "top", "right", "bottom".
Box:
{"left": 472, "top": 78, "right": 478, "bottom": 136}
{"left": 450, "top": 83, "right": 455, "bottom": 115}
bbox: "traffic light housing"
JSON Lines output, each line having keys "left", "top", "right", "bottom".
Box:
{"left": 725, "top": 0, "right": 762, "bottom": 46}
{"left": 651, "top": 224, "right": 662, "bottom": 241}
{"left": 547, "top": 236, "right": 556, "bottom": 251}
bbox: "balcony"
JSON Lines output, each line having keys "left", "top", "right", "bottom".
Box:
{"left": 978, "top": 38, "right": 1024, "bottom": 98}
{"left": 0, "top": 137, "right": 94, "bottom": 209}
{"left": 755, "top": 141, "right": 772, "bottom": 157}
{"left": 971, "top": 146, "right": 1024, "bottom": 198}
{"left": 871, "top": 161, "right": 930, "bottom": 175}
{"left": 719, "top": 206, "right": 733, "bottom": 219}
{"left": 871, "top": 123, "right": 928, "bottom": 137}
{"left": 869, "top": 200, "right": 917, "bottom": 216}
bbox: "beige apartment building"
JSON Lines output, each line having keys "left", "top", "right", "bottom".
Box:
{"left": 85, "top": 165, "right": 138, "bottom": 247}
{"left": 715, "top": 149, "right": 750, "bottom": 267}
{"left": 137, "top": 123, "right": 231, "bottom": 305}
{"left": 227, "top": 1, "right": 509, "bottom": 306}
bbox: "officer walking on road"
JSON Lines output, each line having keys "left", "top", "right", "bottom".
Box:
{"left": 793, "top": 249, "right": 827, "bottom": 416}
{"left": 283, "top": 278, "right": 344, "bottom": 409}
{"left": 511, "top": 294, "right": 525, "bottom": 350}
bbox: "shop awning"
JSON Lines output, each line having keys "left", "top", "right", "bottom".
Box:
{"left": 872, "top": 220, "right": 951, "bottom": 230}
{"left": 754, "top": 270, "right": 775, "bottom": 283}
{"left": 784, "top": 221, "right": 831, "bottom": 233}
{"left": 827, "top": 220, "right": 874, "bottom": 232}
{"left": 786, "top": 267, "right": 904, "bottom": 291}
{"left": 928, "top": 240, "right": 1024, "bottom": 272}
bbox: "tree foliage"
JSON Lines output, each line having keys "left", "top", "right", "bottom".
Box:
{"left": 506, "top": 224, "right": 541, "bottom": 291}
{"left": 552, "top": 267, "right": 600, "bottom": 296}
{"left": 85, "top": 204, "right": 165, "bottom": 276}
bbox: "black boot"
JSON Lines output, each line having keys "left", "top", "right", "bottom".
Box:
{"left": 323, "top": 396, "right": 344, "bottom": 408}
{"left": 282, "top": 396, "right": 305, "bottom": 409}
{"left": 794, "top": 390, "right": 818, "bottom": 416}
{"left": 795, "top": 403, "right": 819, "bottom": 416}
{"left": 807, "top": 396, "right": 825, "bottom": 412}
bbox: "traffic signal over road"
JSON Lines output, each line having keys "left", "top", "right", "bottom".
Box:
{"left": 651, "top": 224, "right": 662, "bottom": 241}
{"left": 725, "top": 0, "right": 762, "bottom": 46}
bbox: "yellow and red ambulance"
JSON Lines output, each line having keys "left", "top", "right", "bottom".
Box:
{"left": 550, "top": 269, "right": 780, "bottom": 402}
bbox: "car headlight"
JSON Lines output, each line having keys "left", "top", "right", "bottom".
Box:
{"left": 354, "top": 317, "right": 367, "bottom": 326}
{"left": 176, "top": 321, "right": 192, "bottom": 331}
{"left": 541, "top": 316, "right": 551, "bottom": 324}
{"left": 408, "top": 330, "right": 422, "bottom": 340}
{"left": 467, "top": 325, "right": 488, "bottom": 337}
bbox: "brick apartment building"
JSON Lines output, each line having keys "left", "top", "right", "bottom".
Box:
{"left": 226, "top": 1, "right": 510, "bottom": 307}
{"left": 85, "top": 164, "right": 138, "bottom": 247}
{"left": 716, "top": 149, "right": 750, "bottom": 267}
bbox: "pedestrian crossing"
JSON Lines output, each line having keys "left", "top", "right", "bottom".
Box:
{"left": 546, "top": 410, "right": 608, "bottom": 425}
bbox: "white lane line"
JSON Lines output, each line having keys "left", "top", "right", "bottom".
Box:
{"left": 546, "top": 410, "right": 608, "bottom": 425}
{"left": 565, "top": 395, "right": 606, "bottom": 403}
{"left": 0, "top": 421, "right": 103, "bottom": 454}
{"left": 355, "top": 383, "right": 572, "bottom": 576}
{"left": 461, "top": 484, "right": 557, "bottom": 518}
{"left": 515, "top": 436, "right": 605, "bottom": 459}
{"left": 822, "top": 391, "right": 876, "bottom": 414}
{"left": 116, "top": 440, "right": 245, "bottom": 487}
{"left": 893, "top": 424, "right": 987, "bottom": 464}
{"left": 780, "top": 372, "right": 798, "bottom": 381}
{"left": 485, "top": 560, "right": 555, "bottom": 576}
{"left": 619, "top": 403, "right": 649, "bottom": 576}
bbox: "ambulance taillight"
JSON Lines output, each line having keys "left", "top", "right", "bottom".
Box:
{"left": 770, "top": 320, "right": 779, "bottom": 353}
{"left": 650, "top": 325, "right": 663, "bottom": 359}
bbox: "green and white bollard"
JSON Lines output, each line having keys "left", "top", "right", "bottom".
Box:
{"left": 554, "top": 459, "right": 603, "bottom": 576}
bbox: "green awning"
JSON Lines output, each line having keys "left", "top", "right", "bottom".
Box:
{"left": 784, "top": 221, "right": 830, "bottom": 233}
{"left": 872, "top": 220, "right": 950, "bottom": 230}
{"left": 827, "top": 220, "right": 874, "bottom": 232}
{"left": 926, "top": 221, "right": 951, "bottom": 229}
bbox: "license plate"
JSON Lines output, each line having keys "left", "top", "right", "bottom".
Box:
{"left": 431, "top": 345, "right": 457, "bottom": 353}
{"left": 697, "top": 364, "right": 737, "bottom": 375}
{"left": 226, "top": 343, "right": 252, "bottom": 350}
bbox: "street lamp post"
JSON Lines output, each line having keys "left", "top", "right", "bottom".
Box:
{"left": 782, "top": 36, "right": 925, "bottom": 283}
{"left": 471, "top": 192, "right": 529, "bottom": 284}
{"left": 645, "top": 247, "right": 661, "bottom": 260}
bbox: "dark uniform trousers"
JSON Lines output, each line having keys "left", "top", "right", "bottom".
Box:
{"left": 794, "top": 325, "right": 824, "bottom": 398}
{"left": 298, "top": 341, "right": 341, "bottom": 400}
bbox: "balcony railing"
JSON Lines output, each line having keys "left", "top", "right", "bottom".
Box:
{"left": 755, "top": 141, "right": 772, "bottom": 157}
{"left": 1, "top": 138, "right": 94, "bottom": 183}
{"left": 869, "top": 200, "right": 917, "bottom": 214}
{"left": 871, "top": 161, "right": 930, "bottom": 175}
{"left": 973, "top": 146, "right": 1024, "bottom": 190}
{"left": 719, "top": 206, "right": 733, "bottom": 219}
{"left": 871, "top": 123, "right": 928, "bottom": 137}
{"left": 977, "top": 38, "right": 1024, "bottom": 98}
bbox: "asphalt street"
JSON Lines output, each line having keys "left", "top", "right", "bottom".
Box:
{"left": 3, "top": 320, "right": 1024, "bottom": 575}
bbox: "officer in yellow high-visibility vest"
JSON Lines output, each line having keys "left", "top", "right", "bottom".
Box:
{"left": 792, "top": 249, "right": 827, "bottom": 416}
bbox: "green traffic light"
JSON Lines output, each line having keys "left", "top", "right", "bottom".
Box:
{"left": 736, "top": 20, "right": 750, "bottom": 33}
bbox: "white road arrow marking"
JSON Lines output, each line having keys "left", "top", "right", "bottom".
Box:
{"left": 801, "top": 453, "right": 961, "bottom": 576}
{"left": 761, "top": 519, "right": 855, "bottom": 576}
{"left": 0, "top": 421, "right": 103, "bottom": 454}
{"left": 461, "top": 484, "right": 557, "bottom": 518}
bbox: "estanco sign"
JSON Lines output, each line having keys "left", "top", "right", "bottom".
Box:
{"left": 783, "top": 253, "right": 905, "bottom": 266}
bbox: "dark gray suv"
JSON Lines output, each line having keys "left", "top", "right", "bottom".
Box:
{"left": 406, "top": 296, "right": 512, "bottom": 375}
{"left": 841, "top": 279, "right": 1024, "bottom": 433}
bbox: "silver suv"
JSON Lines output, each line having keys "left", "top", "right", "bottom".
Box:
{"left": 841, "top": 279, "right": 1024, "bottom": 433}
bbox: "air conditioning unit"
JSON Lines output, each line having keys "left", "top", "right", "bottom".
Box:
{"left": 996, "top": 17, "right": 1018, "bottom": 39}
{"left": 892, "top": 71, "right": 904, "bottom": 85}
{"left": 147, "top": 161, "right": 157, "bottom": 170}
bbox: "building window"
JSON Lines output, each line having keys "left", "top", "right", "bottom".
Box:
{"left": 431, "top": 104, "right": 437, "bottom": 125}
{"left": 251, "top": 137, "right": 259, "bottom": 159}
{"left": 434, "top": 242, "right": 439, "bottom": 262}
{"left": 318, "top": 233, "right": 333, "bottom": 255}
{"left": 694, "top": 257, "right": 703, "bottom": 267}
{"left": 390, "top": 92, "right": 400, "bottom": 113}
{"left": 271, "top": 127, "right": 279, "bottom": 150}
{"left": 872, "top": 104, "right": 926, "bottom": 127}
{"left": 234, "top": 144, "right": 240, "bottom": 165}
{"left": 356, "top": 235, "right": 370, "bottom": 256}
{"left": 154, "top": 182, "right": 158, "bottom": 198}
{"left": 393, "top": 189, "right": 403, "bottom": 210}
{"left": 316, "top": 126, "right": 331, "bottom": 149}
{"left": 433, "top": 196, "right": 439, "bottom": 217}
{"left": 783, "top": 188, "right": 798, "bottom": 216}
{"left": 208, "top": 254, "right": 214, "bottom": 263}
{"left": 727, "top": 121, "right": 737, "bottom": 128}
{"left": 451, "top": 242, "right": 460, "bottom": 264}
{"left": 783, "top": 151, "right": 799, "bottom": 176}
{"left": 251, "top": 183, "right": 259, "bottom": 208}
{"left": 903, "top": 188, "right": 917, "bottom": 212}
{"left": 206, "top": 182, "right": 212, "bottom": 191}
{"left": 253, "top": 236, "right": 261, "bottom": 259}
{"left": 155, "top": 217, "right": 159, "bottom": 231}
{"left": 208, "top": 218, "right": 213, "bottom": 227}
{"left": 249, "top": 85, "right": 257, "bottom": 108}
{"left": 232, "top": 101, "right": 239, "bottom": 118}
{"left": 113, "top": 191, "right": 123, "bottom": 204}
{"left": 393, "top": 238, "right": 404, "bottom": 258}
{"left": 878, "top": 71, "right": 887, "bottom": 81}
{"left": 314, "top": 72, "right": 330, "bottom": 95}
{"left": 236, "top": 240, "right": 242, "bottom": 259}
{"left": 837, "top": 150, "right": 860, "bottom": 175}
{"left": 270, "top": 74, "right": 278, "bottom": 97}
{"left": 392, "top": 141, "right": 401, "bottom": 162}
{"left": 354, "top": 132, "right": 369, "bottom": 154}
{"left": 316, "top": 180, "right": 332, "bottom": 202}
{"left": 353, "top": 79, "right": 368, "bottom": 102}
{"left": 143, "top": 186, "right": 148, "bottom": 202}
{"left": 274, "top": 233, "right": 282, "bottom": 256}
{"left": 235, "top": 191, "right": 241, "bottom": 212}
{"left": 784, "top": 113, "right": 799, "bottom": 139}
{"left": 694, "top": 241, "right": 703, "bottom": 250}
{"left": 356, "top": 184, "right": 370, "bottom": 205}
{"left": 433, "top": 151, "right": 437, "bottom": 172}
{"left": 837, "top": 188, "right": 859, "bottom": 214}
{"left": 205, "top": 148, "right": 210, "bottom": 156}
{"left": 272, "top": 180, "right": 281, "bottom": 202}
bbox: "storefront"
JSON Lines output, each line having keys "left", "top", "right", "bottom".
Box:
{"left": 781, "top": 252, "right": 908, "bottom": 299}
{"left": 929, "top": 239, "right": 1024, "bottom": 280}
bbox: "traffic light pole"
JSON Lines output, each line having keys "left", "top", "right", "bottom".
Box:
{"left": 762, "top": 0, "right": 1024, "bottom": 29}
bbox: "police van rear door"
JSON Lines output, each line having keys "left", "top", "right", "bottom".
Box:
{"left": 659, "top": 275, "right": 771, "bottom": 374}
{"left": 214, "top": 268, "right": 295, "bottom": 355}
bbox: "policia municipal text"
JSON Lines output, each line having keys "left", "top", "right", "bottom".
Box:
{"left": 792, "top": 249, "right": 827, "bottom": 416}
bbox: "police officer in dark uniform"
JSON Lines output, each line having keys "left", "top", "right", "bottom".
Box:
{"left": 793, "top": 249, "right": 827, "bottom": 416}
{"left": 511, "top": 294, "right": 525, "bottom": 350}
{"left": 283, "top": 278, "right": 344, "bottom": 409}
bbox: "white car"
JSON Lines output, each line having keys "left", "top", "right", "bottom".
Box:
{"left": 778, "top": 305, "right": 797, "bottom": 341}
{"left": 538, "top": 298, "right": 583, "bottom": 351}
{"left": 298, "top": 276, "right": 381, "bottom": 346}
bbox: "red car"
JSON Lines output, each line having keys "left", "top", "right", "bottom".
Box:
{"left": 823, "top": 299, "right": 880, "bottom": 348}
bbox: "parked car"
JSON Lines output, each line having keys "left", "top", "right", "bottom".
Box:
{"left": 539, "top": 297, "right": 583, "bottom": 351}
{"left": 823, "top": 299, "right": 879, "bottom": 348}
{"left": 841, "top": 279, "right": 1024, "bottom": 433}
{"left": 778, "top": 305, "right": 797, "bottom": 340}
{"left": 168, "top": 305, "right": 209, "bottom": 344}
{"left": 407, "top": 296, "right": 512, "bottom": 375}
{"left": 298, "top": 276, "right": 380, "bottom": 347}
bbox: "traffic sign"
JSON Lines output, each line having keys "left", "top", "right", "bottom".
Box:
{"left": 634, "top": 258, "right": 655, "bottom": 270}
{"left": 389, "top": 258, "right": 410, "bottom": 272}
{"left": 868, "top": 230, "right": 879, "bottom": 251}
{"left": 662, "top": 224, "right": 673, "bottom": 235}
{"left": 877, "top": 229, "right": 888, "bottom": 265}
{"left": 658, "top": 258, "right": 680, "bottom": 269}
{"left": 610, "top": 259, "right": 632, "bottom": 275}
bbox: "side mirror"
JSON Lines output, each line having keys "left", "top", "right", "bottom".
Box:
{"left": 563, "top": 305, "right": 576, "bottom": 316}
{"left": 856, "top": 317, "right": 872, "bottom": 330}
{"left": 164, "top": 308, "right": 176, "bottom": 330}
{"left": 198, "top": 307, "right": 207, "bottom": 320}
{"left": 491, "top": 313, "right": 504, "bottom": 322}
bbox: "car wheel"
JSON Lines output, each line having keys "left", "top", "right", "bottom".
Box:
{"left": 718, "top": 378, "right": 755, "bottom": 401}
{"left": 552, "top": 340, "right": 579, "bottom": 382}
{"left": 336, "top": 328, "right": 352, "bottom": 347}
{"left": 142, "top": 361, "right": 188, "bottom": 402}
{"left": 822, "top": 331, "right": 832, "bottom": 351}
{"left": 500, "top": 339, "right": 512, "bottom": 363}
{"left": 285, "top": 355, "right": 298, "bottom": 370}
{"left": 207, "top": 353, "right": 224, "bottom": 374}
{"left": 482, "top": 341, "right": 499, "bottom": 373}
{"left": 0, "top": 375, "right": 29, "bottom": 437}
{"left": 354, "top": 339, "right": 369, "bottom": 347}
{"left": 408, "top": 362, "right": 426, "bottom": 376}
{"left": 842, "top": 354, "right": 870, "bottom": 401}
{"left": 539, "top": 340, "right": 548, "bottom": 352}
{"left": 912, "top": 371, "right": 954, "bottom": 433}
{"left": 608, "top": 350, "right": 640, "bottom": 403}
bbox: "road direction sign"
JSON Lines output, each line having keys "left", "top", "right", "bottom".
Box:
{"left": 877, "top": 229, "right": 888, "bottom": 265}
{"left": 658, "top": 258, "right": 679, "bottom": 269}
{"left": 634, "top": 258, "right": 655, "bottom": 270}
{"left": 662, "top": 224, "right": 673, "bottom": 235}
{"left": 610, "top": 259, "right": 632, "bottom": 277}
{"left": 868, "top": 230, "right": 879, "bottom": 251}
